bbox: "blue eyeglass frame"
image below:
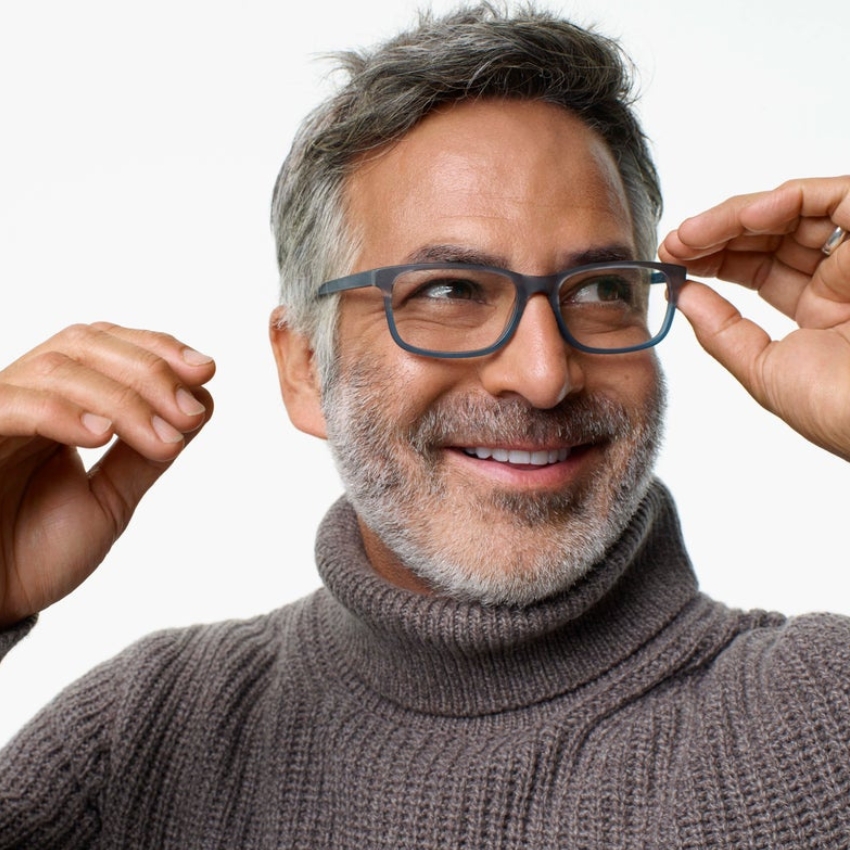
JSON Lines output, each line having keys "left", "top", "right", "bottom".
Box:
{"left": 317, "top": 260, "right": 687, "bottom": 358}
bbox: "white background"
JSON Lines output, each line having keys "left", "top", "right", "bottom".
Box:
{"left": 1, "top": 0, "right": 849, "bottom": 746}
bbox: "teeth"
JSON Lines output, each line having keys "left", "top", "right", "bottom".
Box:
{"left": 462, "top": 447, "right": 570, "bottom": 465}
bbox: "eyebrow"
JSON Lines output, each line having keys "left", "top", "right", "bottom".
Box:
{"left": 405, "top": 245, "right": 508, "bottom": 267}
{"left": 403, "top": 243, "right": 636, "bottom": 270}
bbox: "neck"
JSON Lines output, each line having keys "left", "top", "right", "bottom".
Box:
{"left": 356, "top": 517, "right": 436, "bottom": 596}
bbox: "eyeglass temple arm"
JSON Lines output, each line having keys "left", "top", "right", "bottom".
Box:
{"left": 317, "top": 271, "right": 375, "bottom": 297}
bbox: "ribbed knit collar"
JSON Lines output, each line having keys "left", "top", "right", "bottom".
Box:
{"left": 315, "top": 479, "right": 700, "bottom": 716}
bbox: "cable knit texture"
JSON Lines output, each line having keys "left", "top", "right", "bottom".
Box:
{"left": 1, "top": 481, "right": 849, "bottom": 847}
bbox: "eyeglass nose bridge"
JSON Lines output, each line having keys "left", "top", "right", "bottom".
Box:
{"left": 498, "top": 270, "right": 573, "bottom": 352}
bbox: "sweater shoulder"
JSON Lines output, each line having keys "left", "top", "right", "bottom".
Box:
{"left": 758, "top": 610, "right": 850, "bottom": 696}
{"left": 106, "top": 588, "right": 326, "bottom": 710}
{"left": 653, "top": 609, "right": 850, "bottom": 845}
{"left": 2, "top": 589, "right": 324, "bottom": 758}
{"left": 687, "top": 608, "right": 850, "bottom": 756}
{"left": 691, "top": 607, "right": 850, "bottom": 700}
{"left": 719, "top": 609, "right": 850, "bottom": 684}
{"left": 0, "top": 592, "right": 327, "bottom": 846}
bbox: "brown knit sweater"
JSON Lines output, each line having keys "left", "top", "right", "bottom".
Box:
{"left": 2, "top": 481, "right": 849, "bottom": 847}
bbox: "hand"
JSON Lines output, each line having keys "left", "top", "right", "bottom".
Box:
{"left": 0, "top": 323, "right": 215, "bottom": 626}
{"left": 658, "top": 176, "right": 850, "bottom": 460}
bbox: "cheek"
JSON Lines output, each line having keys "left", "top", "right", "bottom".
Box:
{"left": 583, "top": 351, "right": 663, "bottom": 410}
{"left": 338, "top": 305, "right": 477, "bottom": 420}
{"left": 375, "top": 356, "right": 477, "bottom": 429}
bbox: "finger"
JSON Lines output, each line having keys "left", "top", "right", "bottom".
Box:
{"left": 685, "top": 249, "right": 814, "bottom": 319}
{"left": 661, "top": 178, "right": 850, "bottom": 263}
{"left": 790, "top": 216, "right": 849, "bottom": 252}
{"left": 800, "top": 240, "right": 850, "bottom": 325}
{"left": 662, "top": 219, "right": 839, "bottom": 268}
{"left": 659, "top": 189, "right": 775, "bottom": 262}
{"left": 4, "top": 351, "right": 208, "bottom": 462}
{"left": 659, "top": 234, "right": 821, "bottom": 290}
{"left": 676, "top": 240, "right": 850, "bottom": 330}
{"left": 86, "top": 384, "right": 214, "bottom": 533}
{"left": 674, "top": 280, "right": 772, "bottom": 406}
{"left": 0, "top": 389, "right": 213, "bottom": 624}
{"left": 661, "top": 217, "right": 842, "bottom": 322}
{"left": 16, "top": 324, "right": 216, "bottom": 401}
{"left": 737, "top": 177, "right": 850, "bottom": 234}
{"left": 9, "top": 323, "right": 214, "bottom": 429}
{"left": 712, "top": 228, "right": 850, "bottom": 322}
{"left": 0, "top": 382, "right": 115, "bottom": 456}
{"left": 5, "top": 323, "right": 214, "bottom": 456}
{"left": 86, "top": 322, "right": 216, "bottom": 387}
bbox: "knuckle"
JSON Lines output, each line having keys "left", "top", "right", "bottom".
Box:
{"left": 134, "top": 328, "right": 182, "bottom": 357}
{"left": 112, "top": 382, "right": 145, "bottom": 412}
{"left": 29, "top": 350, "right": 74, "bottom": 379}
{"left": 0, "top": 383, "right": 78, "bottom": 438}
{"left": 34, "top": 391, "right": 77, "bottom": 425}
{"left": 61, "top": 322, "right": 97, "bottom": 344}
{"left": 145, "top": 328, "right": 178, "bottom": 346}
{"left": 141, "top": 351, "right": 177, "bottom": 384}
{"left": 95, "top": 322, "right": 180, "bottom": 351}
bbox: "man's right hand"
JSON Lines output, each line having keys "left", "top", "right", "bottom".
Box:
{"left": 0, "top": 322, "right": 215, "bottom": 627}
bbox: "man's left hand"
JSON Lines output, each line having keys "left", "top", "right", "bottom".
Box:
{"left": 658, "top": 176, "right": 850, "bottom": 461}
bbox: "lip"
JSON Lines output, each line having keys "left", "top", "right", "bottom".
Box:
{"left": 444, "top": 442, "right": 600, "bottom": 491}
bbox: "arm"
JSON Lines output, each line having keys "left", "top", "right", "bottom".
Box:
{"left": 0, "top": 664, "right": 116, "bottom": 849}
{"left": 658, "top": 177, "right": 850, "bottom": 460}
{"left": 0, "top": 322, "right": 215, "bottom": 627}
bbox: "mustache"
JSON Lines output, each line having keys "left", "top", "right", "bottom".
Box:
{"left": 406, "top": 392, "right": 635, "bottom": 454}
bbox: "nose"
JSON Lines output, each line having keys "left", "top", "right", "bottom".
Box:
{"left": 477, "top": 295, "right": 585, "bottom": 409}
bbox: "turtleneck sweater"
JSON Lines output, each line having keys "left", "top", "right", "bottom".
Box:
{"left": 1, "top": 481, "right": 849, "bottom": 848}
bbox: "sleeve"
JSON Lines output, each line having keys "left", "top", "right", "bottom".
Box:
{"left": 0, "top": 606, "right": 287, "bottom": 848}
{"left": 0, "top": 614, "right": 277, "bottom": 849}
{"left": 0, "top": 644, "right": 117, "bottom": 849}
{"left": 0, "top": 616, "right": 37, "bottom": 662}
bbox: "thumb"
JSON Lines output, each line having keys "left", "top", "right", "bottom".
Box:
{"left": 87, "top": 387, "right": 213, "bottom": 533}
{"left": 675, "top": 280, "right": 773, "bottom": 406}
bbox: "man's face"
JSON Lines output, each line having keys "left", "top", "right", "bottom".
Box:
{"left": 322, "top": 99, "right": 665, "bottom": 604}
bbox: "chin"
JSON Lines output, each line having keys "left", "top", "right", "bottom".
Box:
{"left": 365, "top": 458, "right": 656, "bottom": 607}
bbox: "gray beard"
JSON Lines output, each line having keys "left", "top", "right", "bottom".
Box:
{"left": 322, "top": 363, "right": 666, "bottom": 606}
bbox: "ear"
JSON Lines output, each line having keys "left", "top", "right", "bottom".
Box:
{"left": 269, "top": 307, "right": 327, "bottom": 439}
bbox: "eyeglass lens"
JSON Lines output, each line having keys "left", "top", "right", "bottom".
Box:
{"left": 388, "top": 265, "right": 672, "bottom": 354}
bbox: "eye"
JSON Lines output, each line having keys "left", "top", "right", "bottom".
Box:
{"left": 566, "top": 274, "right": 636, "bottom": 306}
{"left": 408, "top": 276, "right": 485, "bottom": 302}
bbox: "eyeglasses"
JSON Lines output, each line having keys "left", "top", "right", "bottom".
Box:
{"left": 317, "top": 260, "right": 686, "bottom": 358}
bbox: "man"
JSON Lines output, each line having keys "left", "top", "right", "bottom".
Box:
{"left": 1, "top": 4, "right": 849, "bottom": 847}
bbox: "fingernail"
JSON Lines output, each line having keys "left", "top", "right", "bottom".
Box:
{"left": 152, "top": 415, "right": 184, "bottom": 444}
{"left": 82, "top": 413, "right": 112, "bottom": 435}
{"left": 182, "top": 347, "right": 213, "bottom": 366}
{"left": 176, "top": 387, "right": 206, "bottom": 416}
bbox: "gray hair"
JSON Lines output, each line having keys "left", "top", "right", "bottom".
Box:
{"left": 270, "top": 2, "right": 663, "bottom": 386}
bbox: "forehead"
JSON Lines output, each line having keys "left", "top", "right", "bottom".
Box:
{"left": 343, "top": 98, "right": 634, "bottom": 273}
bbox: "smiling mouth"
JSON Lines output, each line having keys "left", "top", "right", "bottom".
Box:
{"left": 461, "top": 446, "right": 572, "bottom": 466}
